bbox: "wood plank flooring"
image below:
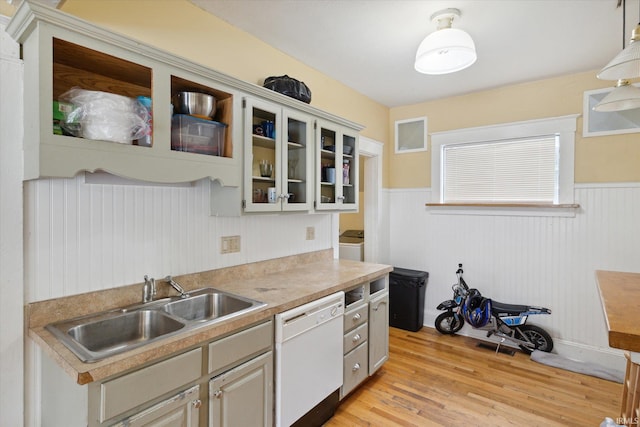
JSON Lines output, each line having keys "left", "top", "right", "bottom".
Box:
{"left": 326, "top": 327, "right": 622, "bottom": 426}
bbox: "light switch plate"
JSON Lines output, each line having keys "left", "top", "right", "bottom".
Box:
{"left": 221, "top": 236, "right": 241, "bottom": 254}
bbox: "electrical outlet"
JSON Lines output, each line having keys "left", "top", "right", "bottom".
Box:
{"left": 221, "top": 236, "right": 241, "bottom": 254}
{"left": 306, "top": 226, "right": 315, "bottom": 240}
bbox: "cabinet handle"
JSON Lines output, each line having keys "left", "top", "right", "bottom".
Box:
{"left": 352, "top": 333, "right": 361, "bottom": 343}
{"left": 213, "top": 390, "right": 223, "bottom": 399}
{"left": 352, "top": 363, "right": 360, "bottom": 372}
{"left": 192, "top": 399, "right": 202, "bottom": 409}
{"left": 337, "top": 195, "right": 346, "bottom": 201}
{"left": 353, "top": 313, "right": 361, "bottom": 321}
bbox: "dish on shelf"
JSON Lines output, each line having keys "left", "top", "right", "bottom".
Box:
{"left": 174, "top": 92, "right": 216, "bottom": 119}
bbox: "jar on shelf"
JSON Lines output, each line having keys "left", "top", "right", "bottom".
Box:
{"left": 343, "top": 159, "right": 350, "bottom": 185}
{"left": 136, "top": 96, "right": 152, "bottom": 147}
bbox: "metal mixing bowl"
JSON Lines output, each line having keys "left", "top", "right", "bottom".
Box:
{"left": 174, "top": 92, "right": 216, "bottom": 118}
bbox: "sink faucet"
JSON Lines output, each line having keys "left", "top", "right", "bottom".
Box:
{"left": 142, "top": 275, "right": 156, "bottom": 303}
{"left": 164, "top": 275, "right": 189, "bottom": 298}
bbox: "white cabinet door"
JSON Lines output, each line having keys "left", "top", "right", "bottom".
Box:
{"left": 209, "top": 351, "right": 273, "bottom": 427}
{"left": 243, "top": 97, "right": 313, "bottom": 212}
{"left": 315, "top": 119, "right": 359, "bottom": 211}
{"left": 368, "top": 291, "right": 389, "bottom": 374}
{"left": 281, "top": 108, "right": 314, "bottom": 212}
{"left": 111, "top": 385, "right": 200, "bottom": 427}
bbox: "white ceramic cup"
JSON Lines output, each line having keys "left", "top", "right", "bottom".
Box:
{"left": 326, "top": 167, "right": 336, "bottom": 184}
{"left": 267, "top": 187, "right": 277, "bottom": 203}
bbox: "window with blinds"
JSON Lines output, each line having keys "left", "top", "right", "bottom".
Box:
{"left": 430, "top": 115, "right": 578, "bottom": 210}
{"left": 442, "top": 136, "right": 558, "bottom": 203}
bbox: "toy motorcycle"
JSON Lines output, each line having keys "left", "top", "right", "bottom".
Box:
{"left": 435, "top": 264, "right": 553, "bottom": 354}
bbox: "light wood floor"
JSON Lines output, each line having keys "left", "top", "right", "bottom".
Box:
{"left": 327, "top": 327, "right": 622, "bottom": 427}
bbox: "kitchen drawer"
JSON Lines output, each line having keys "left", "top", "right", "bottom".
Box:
{"left": 344, "top": 303, "right": 368, "bottom": 333}
{"left": 341, "top": 342, "right": 369, "bottom": 398}
{"left": 99, "top": 348, "right": 202, "bottom": 422}
{"left": 209, "top": 320, "right": 272, "bottom": 375}
{"left": 111, "top": 384, "right": 200, "bottom": 427}
{"left": 343, "top": 323, "right": 368, "bottom": 354}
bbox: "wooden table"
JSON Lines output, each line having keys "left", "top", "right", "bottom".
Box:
{"left": 596, "top": 270, "right": 640, "bottom": 426}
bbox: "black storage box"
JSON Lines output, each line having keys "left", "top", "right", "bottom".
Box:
{"left": 389, "top": 267, "right": 429, "bottom": 332}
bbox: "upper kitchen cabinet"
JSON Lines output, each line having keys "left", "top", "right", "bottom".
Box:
{"left": 316, "top": 119, "right": 359, "bottom": 211}
{"left": 7, "top": 1, "right": 241, "bottom": 185}
{"left": 243, "top": 97, "right": 313, "bottom": 213}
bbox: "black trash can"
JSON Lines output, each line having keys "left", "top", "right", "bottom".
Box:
{"left": 389, "top": 267, "right": 429, "bottom": 332}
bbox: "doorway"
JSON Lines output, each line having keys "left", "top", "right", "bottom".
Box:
{"left": 338, "top": 136, "right": 383, "bottom": 263}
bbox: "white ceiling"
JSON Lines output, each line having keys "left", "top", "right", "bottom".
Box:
{"left": 191, "top": 0, "right": 638, "bottom": 107}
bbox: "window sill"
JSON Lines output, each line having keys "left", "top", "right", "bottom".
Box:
{"left": 425, "top": 203, "right": 580, "bottom": 217}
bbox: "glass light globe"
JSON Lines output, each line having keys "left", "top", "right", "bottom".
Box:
{"left": 415, "top": 28, "right": 477, "bottom": 75}
{"left": 593, "top": 80, "right": 640, "bottom": 112}
{"left": 598, "top": 25, "right": 640, "bottom": 81}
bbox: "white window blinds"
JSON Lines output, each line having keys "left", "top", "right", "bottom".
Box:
{"left": 442, "top": 136, "right": 558, "bottom": 203}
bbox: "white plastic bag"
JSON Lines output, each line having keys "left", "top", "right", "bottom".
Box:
{"left": 60, "top": 88, "right": 150, "bottom": 144}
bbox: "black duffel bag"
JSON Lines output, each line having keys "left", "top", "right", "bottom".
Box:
{"left": 263, "top": 75, "right": 312, "bottom": 104}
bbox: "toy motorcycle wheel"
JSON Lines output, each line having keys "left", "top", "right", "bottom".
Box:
{"left": 516, "top": 325, "right": 554, "bottom": 354}
{"left": 435, "top": 312, "right": 464, "bottom": 334}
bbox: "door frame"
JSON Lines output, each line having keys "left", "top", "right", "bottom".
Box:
{"left": 333, "top": 136, "right": 383, "bottom": 262}
{"left": 359, "top": 136, "right": 383, "bottom": 263}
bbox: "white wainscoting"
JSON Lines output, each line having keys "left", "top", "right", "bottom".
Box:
{"left": 386, "top": 184, "right": 640, "bottom": 366}
{"left": 24, "top": 175, "right": 333, "bottom": 302}
{"left": 0, "top": 15, "right": 25, "bottom": 427}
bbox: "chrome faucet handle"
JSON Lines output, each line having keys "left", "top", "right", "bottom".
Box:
{"left": 142, "top": 275, "right": 156, "bottom": 303}
{"left": 164, "top": 275, "right": 189, "bottom": 298}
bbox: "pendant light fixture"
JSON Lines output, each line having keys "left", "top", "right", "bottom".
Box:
{"left": 595, "top": 0, "right": 640, "bottom": 111}
{"left": 414, "top": 8, "right": 477, "bottom": 75}
{"left": 594, "top": 79, "right": 640, "bottom": 111}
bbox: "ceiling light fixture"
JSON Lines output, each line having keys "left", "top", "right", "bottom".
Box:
{"left": 414, "top": 8, "right": 477, "bottom": 75}
{"left": 595, "top": 0, "right": 640, "bottom": 111}
{"left": 594, "top": 79, "right": 640, "bottom": 111}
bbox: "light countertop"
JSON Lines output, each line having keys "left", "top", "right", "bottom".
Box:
{"left": 596, "top": 270, "right": 640, "bottom": 353}
{"left": 27, "top": 250, "right": 392, "bottom": 385}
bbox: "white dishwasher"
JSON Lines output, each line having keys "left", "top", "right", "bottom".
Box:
{"left": 275, "top": 291, "right": 345, "bottom": 427}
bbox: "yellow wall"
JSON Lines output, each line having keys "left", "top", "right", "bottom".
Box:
{"left": 58, "top": 0, "right": 389, "bottom": 155}
{"left": 0, "top": 2, "right": 16, "bottom": 16}
{"left": 389, "top": 70, "right": 640, "bottom": 187}
{"left": 5, "top": 1, "right": 640, "bottom": 188}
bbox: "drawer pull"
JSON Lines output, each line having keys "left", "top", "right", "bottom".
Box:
{"left": 213, "top": 390, "right": 223, "bottom": 399}
{"left": 352, "top": 334, "right": 361, "bottom": 343}
{"left": 352, "top": 363, "right": 360, "bottom": 372}
{"left": 192, "top": 399, "right": 202, "bottom": 409}
{"left": 353, "top": 313, "right": 361, "bottom": 321}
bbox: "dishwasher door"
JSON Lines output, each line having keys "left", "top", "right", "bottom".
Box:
{"left": 275, "top": 291, "right": 344, "bottom": 427}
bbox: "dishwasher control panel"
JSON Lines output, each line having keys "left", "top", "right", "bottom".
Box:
{"left": 275, "top": 291, "right": 345, "bottom": 343}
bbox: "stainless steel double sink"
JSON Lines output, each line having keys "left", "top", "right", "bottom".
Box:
{"left": 46, "top": 288, "right": 266, "bottom": 363}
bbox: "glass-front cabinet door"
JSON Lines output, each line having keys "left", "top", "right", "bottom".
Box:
{"left": 243, "top": 98, "right": 312, "bottom": 212}
{"left": 283, "top": 109, "right": 313, "bottom": 211}
{"left": 315, "top": 119, "right": 358, "bottom": 211}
